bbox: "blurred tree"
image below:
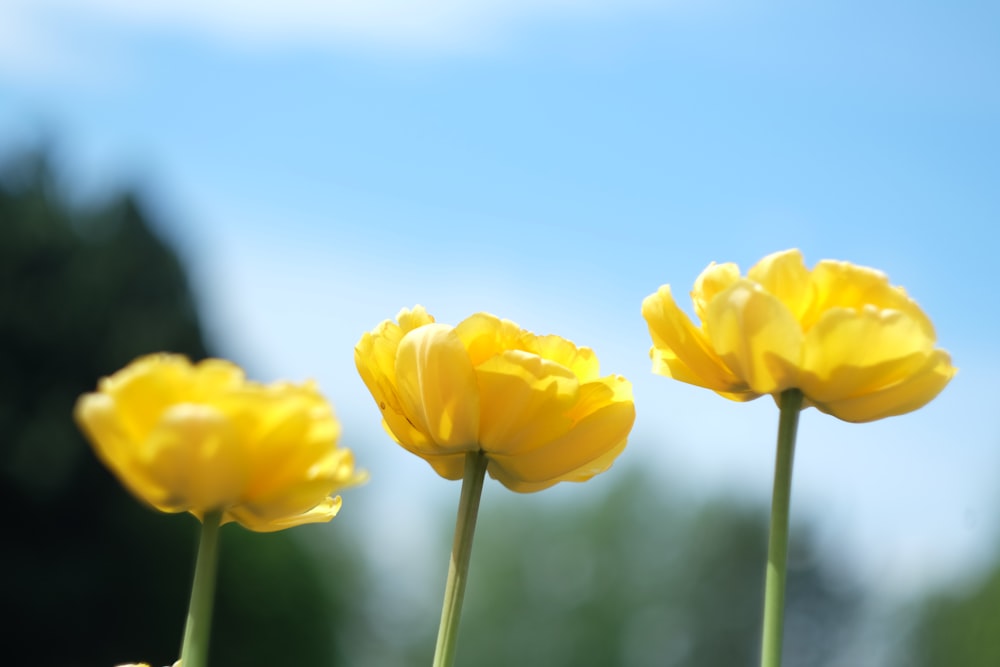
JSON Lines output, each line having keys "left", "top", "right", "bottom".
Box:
{"left": 0, "top": 150, "right": 364, "bottom": 667}
{"left": 907, "top": 558, "right": 1000, "bottom": 666}
{"left": 401, "top": 469, "right": 860, "bottom": 667}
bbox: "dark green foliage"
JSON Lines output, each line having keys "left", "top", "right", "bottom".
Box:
{"left": 0, "top": 151, "right": 356, "bottom": 667}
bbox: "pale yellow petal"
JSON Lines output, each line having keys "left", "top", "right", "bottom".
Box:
{"left": 75, "top": 393, "right": 138, "bottom": 476}
{"left": 355, "top": 323, "right": 406, "bottom": 415}
{"left": 642, "top": 285, "right": 750, "bottom": 395}
{"left": 800, "top": 305, "right": 936, "bottom": 402}
{"left": 395, "top": 323, "right": 480, "bottom": 452}
{"left": 98, "top": 355, "right": 245, "bottom": 443}
{"left": 502, "top": 436, "right": 630, "bottom": 493}
{"left": 419, "top": 451, "right": 468, "bottom": 480}
{"left": 356, "top": 333, "right": 440, "bottom": 457}
{"left": 188, "top": 358, "right": 248, "bottom": 400}
{"left": 355, "top": 309, "right": 437, "bottom": 447}
{"left": 802, "top": 260, "right": 935, "bottom": 337}
{"left": 746, "top": 249, "right": 812, "bottom": 319}
{"left": 356, "top": 306, "right": 435, "bottom": 409}
{"left": 453, "top": 312, "right": 526, "bottom": 366}
{"left": 97, "top": 354, "right": 189, "bottom": 442}
{"left": 245, "top": 446, "right": 368, "bottom": 522}
{"left": 78, "top": 354, "right": 362, "bottom": 531}
{"left": 645, "top": 250, "right": 953, "bottom": 423}
{"left": 228, "top": 387, "right": 339, "bottom": 506}
{"left": 142, "top": 404, "right": 247, "bottom": 513}
{"left": 524, "top": 334, "right": 600, "bottom": 382}
{"left": 815, "top": 350, "right": 957, "bottom": 422}
{"left": 692, "top": 261, "right": 741, "bottom": 322}
{"left": 705, "top": 280, "right": 803, "bottom": 395}
{"left": 75, "top": 392, "right": 177, "bottom": 511}
{"left": 397, "top": 304, "right": 436, "bottom": 331}
{"left": 487, "top": 375, "right": 634, "bottom": 490}
{"left": 475, "top": 350, "right": 577, "bottom": 456}
{"left": 379, "top": 409, "right": 437, "bottom": 454}
{"left": 228, "top": 495, "right": 342, "bottom": 532}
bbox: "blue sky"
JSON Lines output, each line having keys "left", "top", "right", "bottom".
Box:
{"left": 2, "top": 0, "right": 998, "bottom": 599}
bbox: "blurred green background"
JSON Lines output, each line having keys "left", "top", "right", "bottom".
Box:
{"left": 2, "top": 148, "right": 996, "bottom": 666}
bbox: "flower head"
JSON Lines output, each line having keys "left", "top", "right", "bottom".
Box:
{"left": 642, "top": 249, "right": 956, "bottom": 422}
{"left": 355, "top": 307, "right": 635, "bottom": 492}
{"left": 76, "top": 354, "right": 366, "bottom": 531}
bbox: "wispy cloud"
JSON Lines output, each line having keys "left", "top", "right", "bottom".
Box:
{"left": 0, "top": 0, "right": 673, "bottom": 80}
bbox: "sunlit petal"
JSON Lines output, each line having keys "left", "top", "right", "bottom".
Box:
{"left": 476, "top": 350, "right": 577, "bottom": 455}
{"left": 75, "top": 355, "right": 363, "bottom": 531}
{"left": 692, "top": 261, "right": 741, "bottom": 322}
{"left": 747, "top": 249, "right": 811, "bottom": 319}
{"left": 800, "top": 305, "right": 935, "bottom": 402}
{"left": 816, "top": 350, "right": 956, "bottom": 422}
{"left": 395, "top": 323, "right": 480, "bottom": 452}
{"left": 487, "top": 376, "right": 634, "bottom": 488}
{"left": 643, "top": 249, "right": 954, "bottom": 423}
{"left": 642, "top": 285, "right": 748, "bottom": 394}
{"left": 705, "top": 280, "right": 802, "bottom": 395}
{"left": 357, "top": 308, "right": 634, "bottom": 492}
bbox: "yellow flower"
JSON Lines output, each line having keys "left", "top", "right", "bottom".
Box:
{"left": 76, "top": 354, "right": 365, "bottom": 531}
{"left": 642, "top": 249, "right": 956, "bottom": 422}
{"left": 355, "top": 307, "right": 635, "bottom": 492}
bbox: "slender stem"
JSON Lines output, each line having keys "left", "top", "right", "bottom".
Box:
{"left": 180, "top": 510, "right": 223, "bottom": 667}
{"left": 432, "top": 450, "right": 489, "bottom": 667}
{"left": 760, "top": 389, "right": 803, "bottom": 667}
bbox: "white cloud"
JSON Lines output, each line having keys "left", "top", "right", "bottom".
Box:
{"left": 0, "top": 0, "right": 674, "bottom": 79}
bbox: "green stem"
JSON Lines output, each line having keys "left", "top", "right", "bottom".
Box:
{"left": 760, "top": 389, "right": 803, "bottom": 667}
{"left": 180, "top": 510, "right": 223, "bottom": 667}
{"left": 432, "top": 450, "right": 489, "bottom": 667}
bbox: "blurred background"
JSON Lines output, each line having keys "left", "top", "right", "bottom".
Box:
{"left": 1, "top": 0, "right": 998, "bottom": 665}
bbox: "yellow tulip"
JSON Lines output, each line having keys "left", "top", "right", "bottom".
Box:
{"left": 642, "top": 248, "right": 956, "bottom": 422}
{"left": 76, "top": 354, "right": 365, "bottom": 531}
{"left": 355, "top": 306, "right": 635, "bottom": 492}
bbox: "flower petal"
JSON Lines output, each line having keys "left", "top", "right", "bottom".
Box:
{"left": 642, "top": 285, "right": 750, "bottom": 395}
{"left": 525, "top": 334, "right": 600, "bottom": 382}
{"left": 692, "top": 262, "right": 742, "bottom": 322}
{"left": 453, "top": 312, "right": 526, "bottom": 367}
{"left": 800, "top": 305, "right": 936, "bottom": 403}
{"left": 143, "top": 404, "right": 247, "bottom": 514}
{"left": 705, "top": 280, "right": 803, "bottom": 395}
{"left": 475, "top": 350, "right": 578, "bottom": 456}
{"left": 506, "top": 436, "right": 630, "bottom": 493}
{"left": 487, "top": 375, "right": 634, "bottom": 491}
{"left": 101, "top": 355, "right": 244, "bottom": 443}
{"left": 418, "top": 451, "right": 467, "bottom": 480}
{"left": 355, "top": 308, "right": 438, "bottom": 449}
{"left": 227, "top": 387, "right": 350, "bottom": 520}
{"left": 395, "top": 323, "right": 480, "bottom": 452}
{"left": 78, "top": 354, "right": 363, "bottom": 531}
{"left": 75, "top": 393, "right": 146, "bottom": 485}
{"left": 228, "top": 495, "right": 343, "bottom": 532}
{"left": 747, "top": 249, "right": 812, "bottom": 319}
{"left": 816, "top": 349, "right": 957, "bottom": 422}
{"left": 802, "top": 260, "right": 935, "bottom": 337}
